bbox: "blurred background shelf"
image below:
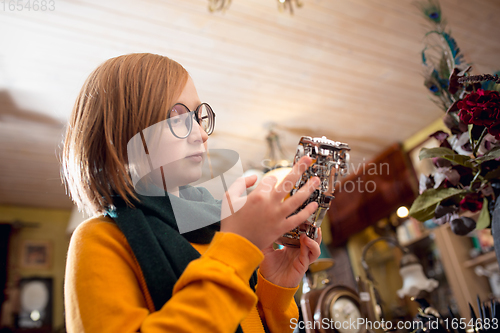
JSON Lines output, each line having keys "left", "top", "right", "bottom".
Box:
{"left": 399, "top": 230, "right": 432, "bottom": 248}
{"left": 463, "top": 251, "right": 498, "bottom": 269}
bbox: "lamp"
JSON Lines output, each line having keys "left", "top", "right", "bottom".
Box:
{"left": 262, "top": 129, "right": 292, "bottom": 172}
{"left": 243, "top": 129, "right": 292, "bottom": 192}
{"left": 361, "top": 237, "right": 438, "bottom": 299}
{"left": 277, "top": 0, "right": 303, "bottom": 14}
{"left": 396, "top": 206, "right": 409, "bottom": 218}
{"left": 207, "top": 0, "right": 231, "bottom": 12}
{"left": 397, "top": 254, "right": 439, "bottom": 298}
{"left": 207, "top": 0, "right": 303, "bottom": 14}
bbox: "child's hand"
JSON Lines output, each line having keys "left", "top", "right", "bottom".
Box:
{"left": 259, "top": 229, "right": 322, "bottom": 288}
{"left": 220, "top": 156, "right": 320, "bottom": 251}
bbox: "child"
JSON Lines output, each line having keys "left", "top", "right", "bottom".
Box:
{"left": 62, "top": 53, "right": 322, "bottom": 333}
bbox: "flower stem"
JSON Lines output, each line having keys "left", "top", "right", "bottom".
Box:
{"left": 472, "top": 127, "right": 488, "bottom": 157}
{"left": 470, "top": 166, "right": 482, "bottom": 189}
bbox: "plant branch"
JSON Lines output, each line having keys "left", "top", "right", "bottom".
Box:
{"left": 472, "top": 127, "right": 488, "bottom": 157}
{"left": 470, "top": 167, "right": 482, "bottom": 189}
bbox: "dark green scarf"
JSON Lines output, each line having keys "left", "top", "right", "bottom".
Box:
{"left": 106, "top": 187, "right": 261, "bottom": 333}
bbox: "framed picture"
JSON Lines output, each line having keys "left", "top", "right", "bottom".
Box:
{"left": 20, "top": 240, "right": 52, "bottom": 270}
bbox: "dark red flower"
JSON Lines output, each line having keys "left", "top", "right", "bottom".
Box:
{"left": 451, "top": 165, "right": 473, "bottom": 186}
{"left": 458, "top": 89, "right": 500, "bottom": 138}
{"left": 459, "top": 193, "right": 483, "bottom": 212}
{"left": 489, "top": 123, "right": 500, "bottom": 138}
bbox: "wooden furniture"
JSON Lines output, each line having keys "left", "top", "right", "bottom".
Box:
{"left": 431, "top": 224, "right": 495, "bottom": 320}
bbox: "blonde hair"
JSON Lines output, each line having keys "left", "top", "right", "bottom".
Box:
{"left": 62, "top": 53, "right": 189, "bottom": 215}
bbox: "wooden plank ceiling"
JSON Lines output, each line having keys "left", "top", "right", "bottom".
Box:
{"left": 1, "top": 0, "right": 500, "bottom": 210}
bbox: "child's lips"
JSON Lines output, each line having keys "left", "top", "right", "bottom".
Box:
{"left": 185, "top": 153, "right": 203, "bottom": 162}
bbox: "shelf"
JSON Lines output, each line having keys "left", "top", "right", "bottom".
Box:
{"left": 400, "top": 230, "right": 432, "bottom": 248}
{"left": 463, "top": 251, "right": 498, "bottom": 268}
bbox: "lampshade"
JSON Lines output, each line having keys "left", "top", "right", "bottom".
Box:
{"left": 396, "top": 253, "right": 438, "bottom": 298}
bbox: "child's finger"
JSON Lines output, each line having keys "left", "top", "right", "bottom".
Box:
{"left": 300, "top": 233, "right": 321, "bottom": 263}
{"left": 225, "top": 175, "right": 258, "bottom": 200}
{"left": 244, "top": 175, "right": 258, "bottom": 188}
{"left": 315, "top": 227, "right": 323, "bottom": 245}
{"left": 282, "top": 201, "right": 318, "bottom": 232}
{"left": 281, "top": 176, "right": 320, "bottom": 217}
{"left": 273, "top": 156, "right": 312, "bottom": 201}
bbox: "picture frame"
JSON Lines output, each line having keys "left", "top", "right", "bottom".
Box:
{"left": 20, "top": 240, "right": 52, "bottom": 270}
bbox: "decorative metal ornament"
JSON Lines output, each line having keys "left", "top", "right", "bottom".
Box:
{"left": 275, "top": 136, "right": 350, "bottom": 247}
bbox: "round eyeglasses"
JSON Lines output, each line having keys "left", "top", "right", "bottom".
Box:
{"left": 166, "top": 103, "right": 216, "bottom": 139}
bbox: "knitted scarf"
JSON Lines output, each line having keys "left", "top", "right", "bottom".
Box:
{"left": 106, "top": 186, "right": 259, "bottom": 333}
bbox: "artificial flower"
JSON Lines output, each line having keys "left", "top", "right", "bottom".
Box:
{"left": 410, "top": 0, "right": 500, "bottom": 236}
{"left": 459, "top": 193, "right": 483, "bottom": 212}
{"left": 458, "top": 89, "right": 500, "bottom": 138}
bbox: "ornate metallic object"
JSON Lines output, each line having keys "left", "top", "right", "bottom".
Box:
{"left": 276, "top": 136, "right": 350, "bottom": 247}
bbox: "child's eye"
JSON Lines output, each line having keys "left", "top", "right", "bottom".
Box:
{"left": 169, "top": 105, "right": 189, "bottom": 127}
{"left": 170, "top": 116, "right": 182, "bottom": 125}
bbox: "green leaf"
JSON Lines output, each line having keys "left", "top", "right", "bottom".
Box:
{"left": 468, "top": 124, "right": 473, "bottom": 148}
{"left": 410, "top": 187, "right": 468, "bottom": 222}
{"left": 476, "top": 197, "right": 490, "bottom": 230}
{"left": 419, "top": 147, "right": 473, "bottom": 167}
{"left": 444, "top": 154, "right": 474, "bottom": 168}
{"left": 410, "top": 204, "right": 438, "bottom": 222}
{"left": 474, "top": 147, "right": 500, "bottom": 163}
{"left": 419, "top": 147, "right": 455, "bottom": 160}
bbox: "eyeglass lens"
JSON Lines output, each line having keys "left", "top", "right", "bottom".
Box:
{"left": 197, "top": 104, "right": 214, "bottom": 135}
{"left": 168, "top": 104, "right": 192, "bottom": 138}
{"left": 167, "top": 103, "right": 215, "bottom": 138}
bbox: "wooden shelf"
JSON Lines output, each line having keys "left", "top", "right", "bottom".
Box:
{"left": 433, "top": 224, "right": 493, "bottom": 321}
{"left": 463, "top": 251, "right": 498, "bottom": 269}
{"left": 400, "top": 230, "right": 431, "bottom": 248}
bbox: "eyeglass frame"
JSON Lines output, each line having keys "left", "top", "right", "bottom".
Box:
{"left": 166, "top": 102, "right": 216, "bottom": 139}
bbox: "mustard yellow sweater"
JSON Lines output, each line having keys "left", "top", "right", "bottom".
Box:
{"left": 64, "top": 216, "right": 299, "bottom": 332}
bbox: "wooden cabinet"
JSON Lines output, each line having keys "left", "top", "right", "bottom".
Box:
{"left": 431, "top": 224, "right": 495, "bottom": 320}
{"left": 401, "top": 223, "right": 496, "bottom": 320}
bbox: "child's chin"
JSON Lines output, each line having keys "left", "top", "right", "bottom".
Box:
{"left": 182, "top": 170, "right": 203, "bottom": 185}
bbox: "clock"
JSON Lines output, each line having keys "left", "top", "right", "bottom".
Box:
{"left": 300, "top": 259, "right": 373, "bottom": 333}
{"left": 313, "top": 285, "right": 367, "bottom": 333}
{"left": 17, "top": 277, "right": 53, "bottom": 331}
